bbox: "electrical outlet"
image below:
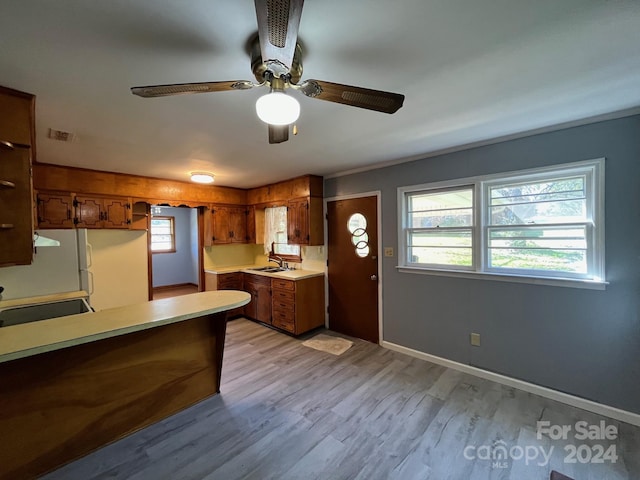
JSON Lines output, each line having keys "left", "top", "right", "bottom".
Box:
{"left": 470, "top": 333, "right": 481, "bottom": 346}
{"left": 384, "top": 247, "right": 394, "bottom": 257}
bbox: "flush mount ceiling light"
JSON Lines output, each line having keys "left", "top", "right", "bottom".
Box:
{"left": 255, "top": 91, "right": 300, "bottom": 126}
{"left": 190, "top": 172, "right": 215, "bottom": 184}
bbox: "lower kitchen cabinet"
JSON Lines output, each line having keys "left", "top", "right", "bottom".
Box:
{"left": 243, "top": 273, "right": 272, "bottom": 325}
{"left": 205, "top": 271, "right": 244, "bottom": 318}
{"left": 271, "top": 276, "right": 324, "bottom": 335}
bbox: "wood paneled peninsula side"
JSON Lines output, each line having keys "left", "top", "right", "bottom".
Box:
{"left": 0, "top": 290, "right": 250, "bottom": 480}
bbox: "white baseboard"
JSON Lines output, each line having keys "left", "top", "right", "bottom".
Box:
{"left": 382, "top": 340, "right": 640, "bottom": 427}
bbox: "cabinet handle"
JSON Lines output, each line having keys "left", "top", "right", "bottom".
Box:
{"left": 0, "top": 224, "right": 15, "bottom": 229}
{"left": 0, "top": 180, "right": 16, "bottom": 188}
{"left": 0, "top": 140, "right": 15, "bottom": 150}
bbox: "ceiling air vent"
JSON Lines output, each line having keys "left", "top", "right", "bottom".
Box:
{"left": 47, "top": 128, "right": 75, "bottom": 142}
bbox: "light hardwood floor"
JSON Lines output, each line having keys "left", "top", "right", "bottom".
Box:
{"left": 44, "top": 318, "right": 640, "bottom": 480}
{"left": 152, "top": 284, "right": 199, "bottom": 300}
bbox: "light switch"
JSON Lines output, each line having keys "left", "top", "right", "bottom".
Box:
{"left": 384, "top": 247, "right": 394, "bottom": 257}
{"left": 470, "top": 333, "right": 481, "bottom": 347}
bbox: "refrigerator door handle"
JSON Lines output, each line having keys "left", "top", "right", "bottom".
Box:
{"left": 87, "top": 270, "right": 95, "bottom": 295}
{"left": 86, "top": 242, "right": 93, "bottom": 269}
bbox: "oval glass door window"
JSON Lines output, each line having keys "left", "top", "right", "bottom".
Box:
{"left": 347, "top": 213, "right": 370, "bottom": 258}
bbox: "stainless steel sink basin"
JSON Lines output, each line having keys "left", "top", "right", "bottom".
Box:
{"left": 249, "top": 266, "right": 288, "bottom": 273}
{"left": 0, "top": 298, "right": 93, "bottom": 327}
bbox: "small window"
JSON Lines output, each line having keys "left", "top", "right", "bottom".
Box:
{"left": 150, "top": 216, "right": 175, "bottom": 253}
{"left": 405, "top": 186, "right": 474, "bottom": 269}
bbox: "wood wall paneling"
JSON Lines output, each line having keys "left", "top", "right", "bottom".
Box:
{"left": 0, "top": 313, "right": 228, "bottom": 480}
{"left": 33, "top": 164, "right": 248, "bottom": 205}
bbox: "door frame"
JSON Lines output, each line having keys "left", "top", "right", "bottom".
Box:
{"left": 324, "top": 191, "right": 383, "bottom": 345}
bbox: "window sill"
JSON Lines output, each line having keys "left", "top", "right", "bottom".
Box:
{"left": 396, "top": 266, "right": 608, "bottom": 290}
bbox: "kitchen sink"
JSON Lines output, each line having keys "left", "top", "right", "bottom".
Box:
{"left": 249, "top": 266, "right": 288, "bottom": 273}
{"left": 0, "top": 298, "right": 93, "bottom": 327}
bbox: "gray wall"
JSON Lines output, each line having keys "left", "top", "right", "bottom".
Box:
{"left": 325, "top": 115, "right": 640, "bottom": 414}
{"left": 152, "top": 206, "right": 198, "bottom": 288}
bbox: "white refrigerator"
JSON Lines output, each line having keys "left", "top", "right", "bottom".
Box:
{"left": 0, "top": 229, "right": 148, "bottom": 309}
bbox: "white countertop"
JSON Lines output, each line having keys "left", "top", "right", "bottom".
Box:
{"left": 205, "top": 265, "right": 324, "bottom": 280}
{"left": 0, "top": 290, "right": 250, "bottom": 364}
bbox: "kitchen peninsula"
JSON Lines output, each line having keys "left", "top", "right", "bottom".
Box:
{"left": 0, "top": 290, "right": 250, "bottom": 479}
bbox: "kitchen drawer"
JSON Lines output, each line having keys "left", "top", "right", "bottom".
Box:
{"left": 271, "top": 279, "right": 295, "bottom": 291}
{"left": 244, "top": 273, "right": 271, "bottom": 287}
{"left": 272, "top": 310, "right": 295, "bottom": 333}
{"left": 272, "top": 299, "right": 294, "bottom": 312}
{"left": 272, "top": 288, "right": 295, "bottom": 303}
{"left": 219, "top": 272, "right": 242, "bottom": 283}
{"left": 218, "top": 280, "right": 242, "bottom": 290}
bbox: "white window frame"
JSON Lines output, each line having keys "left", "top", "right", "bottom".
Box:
{"left": 397, "top": 158, "right": 606, "bottom": 289}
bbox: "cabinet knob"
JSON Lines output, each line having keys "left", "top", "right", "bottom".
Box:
{"left": 370, "top": 274, "right": 378, "bottom": 281}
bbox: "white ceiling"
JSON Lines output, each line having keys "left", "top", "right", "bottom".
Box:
{"left": 1, "top": 0, "right": 639, "bottom": 188}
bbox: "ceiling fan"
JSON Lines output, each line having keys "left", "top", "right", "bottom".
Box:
{"left": 131, "top": 0, "right": 405, "bottom": 144}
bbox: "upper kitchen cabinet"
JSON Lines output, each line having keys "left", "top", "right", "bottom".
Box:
{"left": 287, "top": 196, "right": 323, "bottom": 245}
{"left": 207, "top": 205, "right": 250, "bottom": 245}
{"left": 74, "top": 195, "right": 131, "bottom": 228}
{"left": 0, "top": 86, "right": 35, "bottom": 148}
{"left": 36, "top": 192, "right": 75, "bottom": 228}
{"left": 0, "top": 86, "right": 35, "bottom": 267}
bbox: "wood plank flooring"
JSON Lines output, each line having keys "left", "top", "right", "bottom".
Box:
{"left": 43, "top": 318, "right": 640, "bottom": 480}
{"left": 152, "top": 283, "right": 199, "bottom": 300}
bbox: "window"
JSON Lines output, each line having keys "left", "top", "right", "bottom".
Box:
{"left": 398, "top": 159, "right": 605, "bottom": 287}
{"left": 150, "top": 216, "right": 175, "bottom": 253}
{"left": 264, "top": 206, "right": 301, "bottom": 261}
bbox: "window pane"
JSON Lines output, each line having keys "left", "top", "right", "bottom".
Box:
{"left": 408, "top": 230, "right": 473, "bottom": 266}
{"left": 152, "top": 234, "right": 173, "bottom": 243}
{"left": 488, "top": 226, "right": 587, "bottom": 273}
{"left": 407, "top": 189, "right": 473, "bottom": 228}
{"left": 489, "top": 177, "right": 586, "bottom": 225}
{"left": 151, "top": 242, "right": 173, "bottom": 251}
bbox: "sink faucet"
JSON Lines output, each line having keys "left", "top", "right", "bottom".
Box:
{"left": 269, "top": 255, "right": 284, "bottom": 268}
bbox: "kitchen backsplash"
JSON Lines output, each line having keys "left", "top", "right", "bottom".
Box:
{"left": 203, "top": 244, "right": 326, "bottom": 272}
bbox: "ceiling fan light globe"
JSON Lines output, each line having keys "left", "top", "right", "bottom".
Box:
{"left": 256, "top": 92, "right": 300, "bottom": 126}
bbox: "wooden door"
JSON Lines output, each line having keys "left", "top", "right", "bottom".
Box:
{"left": 0, "top": 146, "right": 32, "bottom": 266}
{"left": 327, "top": 196, "right": 379, "bottom": 343}
{"left": 211, "top": 206, "right": 230, "bottom": 244}
{"left": 37, "top": 192, "right": 74, "bottom": 228}
{"left": 229, "top": 206, "right": 247, "bottom": 243}
{"left": 103, "top": 198, "right": 130, "bottom": 228}
{"left": 255, "top": 281, "right": 272, "bottom": 324}
{"left": 246, "top": 206, "right": 256, "bottom": 244}
{"left": 287, "top": 197, "right": 309, "bottom": 244}
{"left": 75, "top": 196, "right": 103, "bottom": 228}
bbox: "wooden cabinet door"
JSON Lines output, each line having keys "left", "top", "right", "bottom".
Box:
{"left": 37, "top": 192, "right": 74, "bottom": 228}
{"left": 246, "top": 206, "right": 256, "bottom": 244}
{"left": 229, "top": 206, "right": 247, "bottom": 243}
{"left": 103, "top": 198, "right": 130, "bottom": 228}
{"left": 287, "top": 197, "right": 309, "bottom": 244}
{"left": 0, "top": 87, "right": 33, "bottom": 146}
{"left": 74, "top": 196, "right": 103, "bottom": 228}
{"left": 211, "top": 206, "right": 230, "bottom": 244}
{"left": 0, "top": 146, "right": 33, "bottom": 266}
{"left": 255, "top": 282, "right": 272, "bottom": 324}
{"left": 244, "top": 283, "right": 258, "bottom": 320}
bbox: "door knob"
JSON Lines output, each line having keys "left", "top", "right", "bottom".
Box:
{"left": 370, "top": 275, "right": 378, "bottom": 281}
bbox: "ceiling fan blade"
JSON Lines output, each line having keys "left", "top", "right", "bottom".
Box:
{"left": 298, "top": 80, "right": 405, "bottom": 114}
{"left": 254, "top": 0, "right": 304, "bottom": 75}
{"left": 268, "top": 124, "right": 289, "bottom": 144}
{"left": 131, "top": 80, "right": 254, "bottom": 98}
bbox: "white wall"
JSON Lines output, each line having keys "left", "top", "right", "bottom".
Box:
{"left": 0, "top": 230, "right": 81, "bottom": 300}
{"left": 87, "top": 230, "right": 148, "bottom": 311}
